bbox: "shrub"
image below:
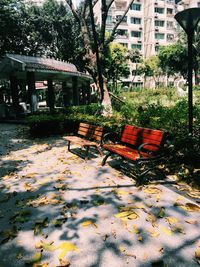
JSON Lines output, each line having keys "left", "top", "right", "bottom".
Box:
{"left": 27, "top": 114, "right": 67, "bottom": 136}
{"left": 66, "top": 103, "right": 100, "bottom": 115}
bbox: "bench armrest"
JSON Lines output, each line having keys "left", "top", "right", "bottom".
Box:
{"left": 137, "top": 142, "right": 163, "bottom": 160}
{"left": 102, "top": 132, "right": 120, "bottom": 145}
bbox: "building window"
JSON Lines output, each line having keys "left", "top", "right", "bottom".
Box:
{"left": 167, "top": 33, "right": 174, "bottom": 41}
{"left": 198, "top": 2, "right": 200, "bottom": 7}
{"left": 131, "top": 31, "right": 141, "bottom": 38}
{"left": 131, "top": 44, "right": 142, "bottom": 50}
{"left": 120, "top": 43, "right": 128, "bottom": 48}
{"left": 155, "top": 33, "right": 165, "bottom": 40}
{"left": 167, "top": 21, "right": 174, "bottom": 29}
{"left": 155, "top": 45, "right": 160, "bottom": 52}
{"left": 106, "top": 16, "right": 112, "bottom": 24}
{"left": 117, "top": 29, "right": 128, "bottom": 37}
{"left": 167, "top": 8, "right": 173, "bottom": 15}
{"left": 154, "top": 7, "right": 165, "bottom": 14}
{"left": 116, "top": 15, "right": 127, "bottom": 23}
{"left": 155, "top": 20, "right": 165, "bottom": 27}
{"left": 130, "top": 3, "right": 141, "bottom": 11}
{"left": 130, "top": 17, "right": 141, "bottom": 24}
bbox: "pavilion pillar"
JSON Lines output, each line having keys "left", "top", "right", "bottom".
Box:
{"left": 27, "top": 72, "right": 37, "bottom": 113}
{"left": 72, "top": 76, "right": 79, "bottom": 105}
{"left": 10, "top": 75, "right": 20, "bottom": 117}
{"left": 86, "top": 80, "right": 91, "bottom": 104}
{"left": 47, "top": 79, "right": 55, "bottom": 113}
{"left": 62, "top": 81, "right": 73, "bottom": 107}
{"left": 82, "top": 82, "right": 87, "bottom": 105}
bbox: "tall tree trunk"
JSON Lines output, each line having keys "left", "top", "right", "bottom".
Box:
{"left": 100, "top": 79, "right": 112, "bottom": 115}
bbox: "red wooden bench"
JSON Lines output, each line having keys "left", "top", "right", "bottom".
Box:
{"left": 63, "top": 123, "right": 104, "bottom": 160}
{"left": 102, "top": 125, "right": 165, "bottom": 183}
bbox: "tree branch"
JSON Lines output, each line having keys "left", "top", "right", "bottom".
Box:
{"left": 65, "top": 0, "right": 81, "bottom": 25}
{"left": 107, "top": 0, "right": 115, "bottom": 11}
{"left": 105, "top": 0, "right": 135, "bottom": 45}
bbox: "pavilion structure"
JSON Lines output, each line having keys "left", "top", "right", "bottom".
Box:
{"left": 0, "top": 54, "right": 92, "bottom": 117}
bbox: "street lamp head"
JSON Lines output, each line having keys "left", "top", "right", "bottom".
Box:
{"left": 175, "top": 8, "right": 200, "bottom": 35}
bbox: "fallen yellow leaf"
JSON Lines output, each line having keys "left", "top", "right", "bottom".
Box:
{"left": 165, "top": 217, "right": 179, "bottom": 225}
{"left": 81, "top": 220, "right": 93, "bottom": 227}
{"left": 147, "top": 228, "right": 160, "bottom": 237}
{"left": 119, "top": 246, "right": 126, "bottom": 253}
{"left": 143, "top": 186, "right": 162, "bottom": 194}
{"left": 160, "top": 226, "right": 172, "bottom": 236}
{"left": 25, "top": 251, "right": 42, "bottom": 264}
{"left": 114, "top": 211, "right": 138, "bottom": 221}
{"left": 146, "top": 213, "right": 158, "bottom": 227}
{"left": 176, "top": 202, "right": 200, "bottom": 212}
{"left": 58, "top": 242, "right": 78, "bottom": 260}
{"left": 195, "top": 247, "right": 200, "bottom": 259}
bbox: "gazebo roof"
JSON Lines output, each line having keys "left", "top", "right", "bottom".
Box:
{"left": 0, "top": 54, "right": 92, "bottom": 81}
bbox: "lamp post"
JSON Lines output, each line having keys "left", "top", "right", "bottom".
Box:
{"left": 175, "top": 8, "right": 200, "bottom": 134}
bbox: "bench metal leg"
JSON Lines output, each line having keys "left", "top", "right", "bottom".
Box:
{"left": 102, "top": 152, "right": 112, "bottom": 166}
{"left": 68, "top": 141, "right": 71, "bottom": 151}
{"left": 85, "top": 146, "right": 90, "bottom": 160}
{"left": 96, "top": 146, "right": 104, "bottom": 157}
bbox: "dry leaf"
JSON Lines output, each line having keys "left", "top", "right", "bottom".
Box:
{"left": 176, "top": 202, "right": 200, "bottom": 212}
{"left": 143, "top": 186, "right": 162, "bottom": 194}
{"left": 185, "top": 219, "right": 198, "bottom": 225}
{"left": 35, "top": 240, "right": 56, "bottom": 251}
{"left": 130, "top": 224, "right": 140, "bottom": 234}
{"left": 195, "top": 247, "right": 200, "bottom": 259}
{"left": 170, "top": 223, "right": 185, "bottom": 234}
{"left": 119, "top": 246, "right": 126, "bottom": 253}
{"left": 158, "top": 247, "right": 164, "bottom": 253}
{"left": 33, "top": 263, "right": 49, "bottom": 267}
{"left": 116, "top": 190, "right": 129, "bottom": 196}
{"left": 187, "top": 191, "right": 200, "bottom": 199}
{"left": 58, "top": 242, "right": 78, "bottom": 260}
{"left": 112, "top": 227, "right": 117, "bottom": 239}
{"left": 24, "top": 182, "right": 34, "bottom": 192}
{"left": 26, "top": 172, "right": 38, "bottom": 178}
{"left": 25, "top": 251, "right": 42, "bottom": 264}
{"left": 146, "top": 213, "right": 158, "bottom": 227}
{"left": 160, "top": 226, "right": 172, "bottom": 236}
{"left": 59, "top": 259, "right": 70, "bottom": 266}
{"left": 147, "top": 228, "right": 160, "bottom": 237}
{"left": 114, "top": 211, "right": 138, "bottom": 221}
{"left": 81, "top": 220, "right": 93, "bottom": 227}
{"left": 165, "top": 217, "right": 179, "bottom": 225}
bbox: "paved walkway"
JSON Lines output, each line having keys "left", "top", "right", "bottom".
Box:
{"left": 0, "top": 123, "right": 200, "bottom": 267}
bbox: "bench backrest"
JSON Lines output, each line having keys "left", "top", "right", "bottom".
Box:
{"left": 121, "top": 125, "right": 164, "bottom": 153}
{"left": 78, "top": 123, "right": 103, "bottom": 142}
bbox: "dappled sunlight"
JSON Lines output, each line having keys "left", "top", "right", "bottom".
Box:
{"left": 0, "top": 124, "right": 200, "bottom": 266}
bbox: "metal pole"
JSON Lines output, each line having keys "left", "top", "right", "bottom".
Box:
{"left": 187, "top": 31, "right": 193, "bottom": 134}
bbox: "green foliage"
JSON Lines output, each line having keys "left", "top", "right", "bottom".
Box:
{"left": 138, "top": 55, "right": 162, "bottom": 79}
{"left": 0, "top": 0, "right": 85, "bottom": 69}
{"left": 104, "top": 43, "right": 129, "bottom": 92}
{"left": 66, "top": 103, "right": 100, "bottom": 115}
{"left": 27, "top": 113, "right": 66, "bottom": 136}
{"left": 158, "top": 43, "right": 188, "bottom": 77}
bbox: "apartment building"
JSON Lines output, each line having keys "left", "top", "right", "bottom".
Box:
{"left": 95, "top": 0, "right": 199, "bottom": 87}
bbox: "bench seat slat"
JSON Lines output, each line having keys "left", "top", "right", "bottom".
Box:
{"left": 103, "top": 144, "right": 151, "bottom": 161}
